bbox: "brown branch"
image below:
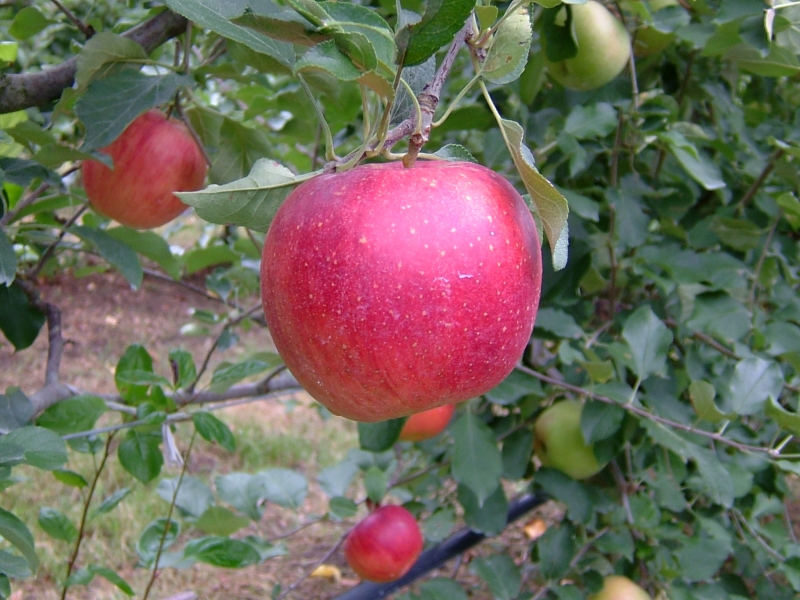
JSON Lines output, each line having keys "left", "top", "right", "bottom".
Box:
{"left": 50, "top": 0, "right": 95, "bottom": 39}
{"left": 17, "top": 279, "right": 64, "bottom": 387}
{"left": 736, "top": 148, "right": 785, "bottom": 212}
{"left": 0, "top": 10, "right": 188, "bottom": 114}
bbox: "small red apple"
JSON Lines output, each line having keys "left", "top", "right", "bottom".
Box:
{"left": 344, "top": 505, "right": 423, "bottom": 583}
{"left": 398, "top": 404, "right": 456, "bottom": 442}
{"left": 82, "top": 109, "right": 207, "bottom": 229}
{"left": 261, "top": 161, "right": 542, "bottom": 422}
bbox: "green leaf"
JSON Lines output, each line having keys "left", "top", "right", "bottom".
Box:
{"left": 0, "top": 549, "right": 32, "bottom": 579}
{"left": 294, "top": 40, "right": 361, "bottom": 80}
{"left": 196, "top": 506, "right": 251, "bottom": 536}
{"left": 398, "top": 0, "right": 475, "bottom": 67}
{"left": 661, "top": 132, "right": 726, "bottom": 191}
{"left": 117, "top": 430, "right": 163, "bottom": 483}
{"left": 564, "top": 103, "right": 618, "bottom": 139}
{"left": 114, "top": 370, "right": 171, "bottom": 388}
{"left": 406, "top": 578, "right": 468, "bottom": 600}
{"left": 36, "top": 395, "right": 107, "bottom": 436}
{"left": 156, "top": 476, "right": 215, "bottom": 518}
{"left": 37, "top": 508, "right": 77, "bottom": 543}
{"left": 422, "top": 508, "right": 455, "bottom": 543}
{"left": 183, "top": 536, "right": 262, "bottom": 568}
{"left": 168, "top": 349, "right": 197, "bottom": 389}
{"left": 688, "top": 381, "right": 731, "bottom": 423}
{"left": 115, "top": 344, "right": 154, "bottom": 403}
{"left": 725, "top": 43, "right": 800, "bottom": 77}
{"left": 93, "top": 488, "right": 131, "bottom": 516}
{"left": 674, "top": 533, "right": 732, "bottom": 582}
{"left": 451, "top": 411, "right": 502, "bottom": 506}
{"left": 364, "top": 465, "right": 387, "bottom": 504}
{"left": 2, "top": 426, "right": 67, "bottom": 470}
{"left": 535, "top": 468, "right": 592, "bottom": 524}
{"left": 498, "top": 118, "right": 569, "bottom": 270}
{"left": 105, "top": 228, "right": 182, "bottom": 281}
{"left": 0, "top": 282, "right": 45, "bottom": 351}
{"left": 358, "top": 418, "right": 405, "bottom": 452}
{"left": 8, "top": 7, "right": 53, "bottom": 40}
{"left": 481, "top": 5, "right": 532, "bottom": 85}
{"left": 0, "top": 389, "right": 33, "bottom": 434}
{"left": 183, "top": 245, "right": 240, "bottom": 275}
{"left": 177, "top": 159, "right": 304, "bottom": 232}
{"left": 486, "top": 369, "right": 542, "bottom": 405}
{"left": 52, "top": 469, "right": 88, "bottom": 489}
{"left": 469, "top": 554, "right": 521, "bottom": 600}
{"left": 541, "top": 5, "right": 578, "bottom": 62}
{"left": 621, "top": 306, "right": 673, "bottom": 380}
{"left": 75, "top": 71, "right": 193, "bottom": 151}
{"left": 70, "top": 226, "right": 143, "bottom": 290}
{"left": 328, "top": 496, "right": 358, "bottom": 519}
{"left": 536, "top": 521, "right": 575, "bottom": 580}
{"left": 457, "top": 483, "right": 508, "bottom": 536}
{"left": 209, "top": 359, "right": 270, "bottom": 393}
{"left": 723, "top": 357, "right": 783, "bottom": 416}
{"left": 317, "top": 458, "right": 358, "bottom": 498}
{"left": 252, "top": 468, "right": 307, "bottom": 509}
{"left": 0, "top": 507, "right": 38, "bottom": 573}
{"left": 208, "top": 114, "right": 275, "bottom": 185}
{"left": 165, "top": 0, "right": 295, "bottom": 67}
{"left": 501, "top": 428, "right": 534, "bottom": 480}
{"left": 432, "top": 144, "right": 477, "bottom": 162}
{"left": 192, "top": 412, "right": 235, "bottom": 452}
{"left": 711, "top": 217, "right": 764, "bottom": 252}
{"left": 87, "top": 566, "right": 134, "bottom": 596}
{"left": 580, "top": 401, "right": 625, "bottom": 444}
{"left": 136, "top": 518, "right": 179, "bottom": 565}
{"left": 0, "top": 42, "right": 17, "bottom": 63}
{"left": 215, "top": 472, "right": 262, "bottom": 520}
{"left": 0, "top": 157, "right": 59, "bottom": 187}
{"left": 766, "top": 396, "right": 800, "bottom": 436}
{"left": 75, "top": 32, "right": 147, "bottom": 90}
{"left": 0, "top": 231, "right": 17, "bottom": 286}
{"left": 231, "top": 3, "right": 322, "bottom": 46}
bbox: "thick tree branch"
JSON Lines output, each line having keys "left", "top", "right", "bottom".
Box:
{"left": 0, "top": 9, "right": 188, "bottom": 114}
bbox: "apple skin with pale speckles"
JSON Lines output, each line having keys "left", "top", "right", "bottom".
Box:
{"left": 261, "top": 161, "right": 542, "bottom": 422}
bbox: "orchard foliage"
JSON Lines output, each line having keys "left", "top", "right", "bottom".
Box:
{"left": 0, "top": 1, "right": 799, "bottom": 599}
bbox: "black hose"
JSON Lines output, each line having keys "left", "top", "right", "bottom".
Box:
{"left": 332, "top": 492, "right": 548, "bottom": 600}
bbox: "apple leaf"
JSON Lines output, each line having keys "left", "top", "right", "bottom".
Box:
{"left": 358, "top": 418, "right": 405, "bottom": 452}
{"left": 0, "top": 230, "right": 17, "bottom": 286}
{"left": 294, "top": 40, "right": 362, "bottom": 80}
{"left": 75, "top": 32, "right": 147, "bottom": 90}
{"left": 541, "top": 5, "right": 577, "bottom": 62}
{"left": 2, "top": 426, "right": 67, "bottom": 471}
{"left": 177, "top": 159, "right": 308, "bottom": 232}
{"left": 0, "top": 507, "right": 39, "bottom": 573}
{"left": 93, "top": 488, "right": 132, "bottom": 516}
{"left": 8, "top": 6, "right": 53, "bottom": 40}
{"left": 231, "top": 3, "right": 322, "bottom": 47}
{"left": 765, "top": 396, "right": 800, "bottom": 436}
{"left": 195, "top": 506, "right": 250, "bottom": 536}
{"left": 157, "top": 476, "right": 215, "bottom": 518}
{"left": 215, "top": 473, "right": 263, "bottom": 521}
{"left": 621, "top": 306, "right": 673, "bottom": 380}
{"left": 535, "top": 521, "right": 575, "bottom": 580}
{"left": 457, "top": 483, "right": 508, "bottom": 536}
{"left": 396, "top": 0, "right": 475, "bottom": 67}
{"left": 35, "top": 395, "right": 107, "bottom": 437}
{"left": 0, "top": 389, "right": 32, "bottom": 436}
{"left": 469, "top": 554, "right": 521, "bottom": 600}
{"left": 480, "top": 4, "right": 532, "bottom": 85}
{"left": 105, "top": 228, "right": 182, "bottom": 281}
{"left": 688, "top": 381, "right": 732, "bottom": 423}
{"left": 451, "top": 411, "right": 502, "bottom": 506}
{"left": 722, "top": 357, "right": 784, "bottom": 416}
{"left": 252, "top": 468, "right": 307, "bottom": 509}
{"left": 192, "top": 412, "right": 236, "bottom": 452}
{"left": 432, "top": 144, "right": 477, "bottom": 163}
{"left": 164, "top": 0, "right": 295, "bottom": 66}
{"left": 183, "top": 536, "right": 262, "bottom": 569}
{"left": 136, "top": 518, "right": 180, "bottom": 566}
{"left": 70, "top": 226, "right": 143, "bottom": 290}
{"left": 0, "top": 282, "right": 45, "bottom": 351}
{"left": 76, "top": 71, "right": 194, "bottom": 151}
{"left": 496, "top": 118, "right": 569, "bottom": 270}
{"left": 117, "top": 430, "right": 164, "bottom": 484}
{"left": 38, "top": 507, "right": 78, "bottom": 543}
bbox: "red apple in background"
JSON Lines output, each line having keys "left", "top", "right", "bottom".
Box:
{"left": 82, "top": 109, "right": 207, "bottom": 229}
{"left": 398, "top": 404, "right": 456, "bottom": 442}
{"left": 344, "top": 505, "right": 423, "bottom": 583}
{"left": 261, "top": 161, "right": 542, "bottom": 422}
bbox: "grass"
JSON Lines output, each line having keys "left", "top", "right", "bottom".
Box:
{"left": 3, "top": 395, "right": 359, "bottom": 600}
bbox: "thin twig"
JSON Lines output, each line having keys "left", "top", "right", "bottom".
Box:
{"left": 736, "top": 149, "right": 785, "bottom": 212}
{"left": 25, "top": 203, "right": 88, "bottom": 279}
{"left": 515, "top": 364, "right": 779, "bottom": 456}
{"left": 60, "top": 432, "right": 116, "bottom": 600}
{"left": 0, "top": 181, "right": 53, "bottom": 227}
{"left": 142, "top": 430, "right": 197, "bottom": 600}
{"left": 50, "top": 0, "right": 94, "bottom": 38}
{"left": 748, "top": 216, "right": 779, "bottom": 311}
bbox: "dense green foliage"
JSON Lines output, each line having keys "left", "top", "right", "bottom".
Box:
{"left": 1, "top": 0, "right": 800, "bottom": 598}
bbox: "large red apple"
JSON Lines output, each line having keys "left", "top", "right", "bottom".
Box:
{"left": 344, "top": 505, "right": 423, "bottom": 583}
{"left": 82, "top": 109, "right": 207, "bottom": 229}
{"left": 398, "top": 404, "right": 456, "bottom": 442}
{"left": 261, "top": 161, "right": 542, "bottom": 422}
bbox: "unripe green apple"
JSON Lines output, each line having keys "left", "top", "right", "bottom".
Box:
{"left": 545, "top": 1, "right": 632, "bottom": 91}
{"left": 533, "top": 400, "right": 605, "bottom": 480}
{"left": 82, "top": 110, "right": 207, "bottom": 229}
{"left": 589, "top": 575, "right": 652, "bottom": 600}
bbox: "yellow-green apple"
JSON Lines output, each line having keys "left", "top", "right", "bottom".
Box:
{"left": 261, "top": 161, "right": 542, "bottom": 422}
{"left": 589, "top": 575, "right": 652, "bottom": 600}
{"left": 398, "top": 404, "right": 456, "bottom": 442}
{"left": 344, "top": 505, "right": 423, "bottom": 583}
{"left": 82, "top": 109, "right": 207, "bottom": 229}
{"left": 545, "top": 1, "right": 632, "bottom": 91}
{"left": 533, "top": 400, "right": 606, "bottom": 479}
